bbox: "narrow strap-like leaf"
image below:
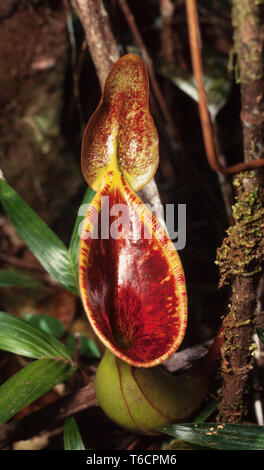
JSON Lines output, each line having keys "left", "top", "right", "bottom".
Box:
{"left": 161, "top": 422, "right": 264, "bottom": 450}
{"left": 0, "top": 358, "right": 77, "bottom": 425}
{"left": 0, "top": 179, "right": 77, "bottom": 295}
{"left": 0, "top": 310, "right": 72, "bottom": 360}
{"left": 63, "top": 417, "right": 85, "bottom": 450}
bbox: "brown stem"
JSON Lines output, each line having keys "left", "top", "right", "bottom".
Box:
{"left": 64, "top": 0, "right": 86, "bottom": 131}
{"left": 0, "top": 382, "right": 97, "bottom": 449}
{"left": 159, "top": 0, "right": 187, "bottom": 70}
{"left": 159, "top": 0, "right": 176, "bottom": 64}
{"left": 70, "top": 0, "right": 119, "bottom": 88}
{"left": 185, "top": 0, "right": 235, "bottom": 224}
{"left": 217, "top": 0, "right": 264, "bottom": 422}
{"left": 185, "top": 0, "right": 264, "bottom": 175}
{"left": 219, "top": 277, "right": 260, "bottom": 422}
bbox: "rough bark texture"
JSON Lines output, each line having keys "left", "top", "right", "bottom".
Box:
{"left": 217, "top": 0, "right": 264, "bottom": 422}
{"left": 71, "top": 0, "right": 120, "bottom": 88}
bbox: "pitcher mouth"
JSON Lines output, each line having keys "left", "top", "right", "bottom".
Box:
{"left": 79, "top": 172, "right": 187, "bottom": 368}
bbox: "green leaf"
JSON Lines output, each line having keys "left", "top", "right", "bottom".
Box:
{"left": 163, "top": 399, "right": 218, "bottom": 451}
{"left": 256, "top": 327, "right": 264, "bottom": 346}
{"left": 0, "top": 269, "right": 44, "bottom": 289}
{"left": 69, "top": 186, "right": 95, "bottom": 277}
{"left": 161, "top": 422, "right": 264, "bottom": 450}
{"left": 0, "top": 358, "right": 77, "bottom": 425}
{"left": 64, "top": 417, "right": 85, "bottom": 450}
{"left": 66, "top": 333, "right": 100, "bottom": 359}
{"left": 22, "top": 313, "right": 64, "bottom": 339}
{"left": 0, "top": 178, "right": 77, "bottom": 295}
{"left": 0, "top": 310, "right": 72, "bottom": 360}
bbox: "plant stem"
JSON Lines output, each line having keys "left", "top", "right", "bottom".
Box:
{"left": 70, "top": 0, "right": 119, "bottom": 88}
{"left": 217, "top": 0, "right": 264, "bottom": 422}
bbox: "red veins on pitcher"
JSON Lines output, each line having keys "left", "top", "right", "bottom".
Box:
{"left": 79, "top": 54, "right": 187, "bottom": 368}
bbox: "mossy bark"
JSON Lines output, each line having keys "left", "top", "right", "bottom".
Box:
{"left": 216, "top": 0, "right": 264, "bottom": 422}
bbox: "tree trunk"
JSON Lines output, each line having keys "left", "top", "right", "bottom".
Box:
{"left": 217, "top": 0, "right": 264, "bottom": 422}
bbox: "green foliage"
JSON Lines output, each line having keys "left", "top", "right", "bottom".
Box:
{"left": 64, "top": 417, "right": 85, "bottom": 450}
{"left": 66, "top": 333, "right": 100, "bottom": 359}
{"left": 0, "top": 171, "right": 262, "bottom": 449}
{"left": 22, "top": 313, "right": 64, "bottom": 339}
{"left": 0, "top": 310, "right": 71, "bottom": 360}
{"left": 0, "top": 358, "right": 76, "bottom": 425}
{"left": 0, "top": 178, "right": 78, "bottom": 295}
{"left": 0, "top": 180, "right": 99, "bottom": 428}
{"left": 0, "top": 178, "right": 96, "bottom": 296}
{"left": 162, "top": 422, "right": 264, "bottom": 450}
{"left": 0, "top": 311, "right": 77, "bottom": 424}
{"left": 163, "top": 398, "right": 218, "bottom": 450}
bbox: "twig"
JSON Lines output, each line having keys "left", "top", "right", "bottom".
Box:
{"left": 160, "top": 0, "right": 175, "bottom": 62}
{"left": 0, "top": 382, "right": 97, "bottom": 449}
{"left": 64, "top": 0, "right": 86, "bottom": 131}
{"left": 163, "top": 337, "right": 213, "bottom": 373}
{"left": 185, "top": 0, "right": 264, "bottom": 175}
{"left": 159, "top": 0, "right": 187, "bottom": 69}
{"left": 70, "top": 0, "right": 119, "bottom": 88}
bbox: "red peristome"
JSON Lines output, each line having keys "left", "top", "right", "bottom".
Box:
{"left": 79, "top": 172, "right": 187, "bottom": 367}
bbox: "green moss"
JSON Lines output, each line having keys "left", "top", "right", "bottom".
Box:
{"left": 216, "top": 171, "right": 264, "bottom": 287}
